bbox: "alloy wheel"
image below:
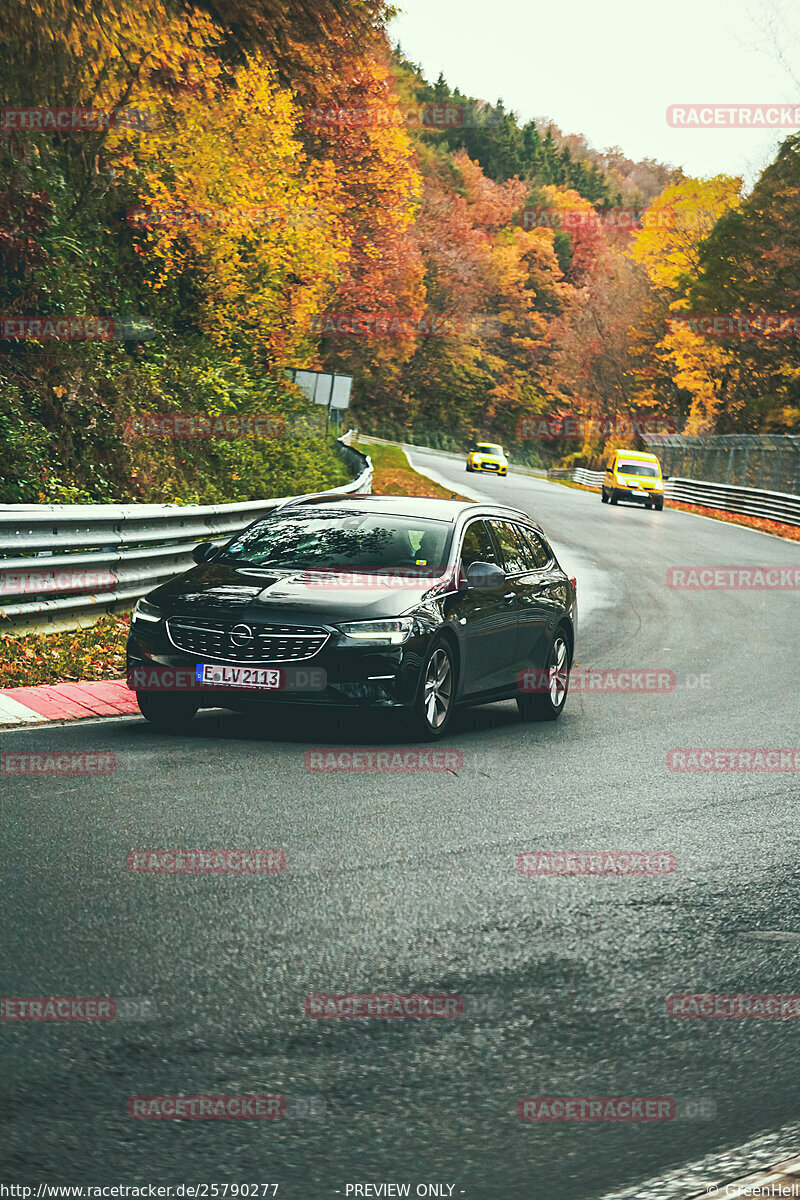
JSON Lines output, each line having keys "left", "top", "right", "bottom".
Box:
{"left": 424, "top": 647, "right": 453, "bottom": 729}
{"left": 548, "top": 636, "right": 569, "bottom": 707}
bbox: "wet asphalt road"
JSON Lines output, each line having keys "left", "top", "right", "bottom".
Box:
{"left": 2, "top": 448, "right": 800, "bottom": 1199}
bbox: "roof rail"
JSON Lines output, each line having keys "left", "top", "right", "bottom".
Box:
{"left": 271, "top": 490, "right": 371, "bottom": 516}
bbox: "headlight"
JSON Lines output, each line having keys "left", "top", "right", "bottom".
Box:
{"left": 651, "top": 480, "right": 664, "bottom": 490}
{"left": 132, "top": 598, "right": 163, "bottom": 625}
{"left": 336, "top": 618, "right": 414, "bottom": 645}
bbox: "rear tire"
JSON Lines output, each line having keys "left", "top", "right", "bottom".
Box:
{"left": 137, "top": 691, "right": 198, "bottom": 732}
{"left": 516, "top": 631, "right": 571, "bottom": 723}
{"left": 408, "top": 638, "right": 456, "bottom": 741}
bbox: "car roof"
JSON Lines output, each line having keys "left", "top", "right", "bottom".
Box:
{"left": 613, "top": 449, "right": 660, "bottom": 460}
{"left": 273, "top": 493, "right": 544, "bottom": 531}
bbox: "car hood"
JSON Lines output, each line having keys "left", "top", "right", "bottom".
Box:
{"left": 147, "top": 563, "right": 450, "bottom": 623}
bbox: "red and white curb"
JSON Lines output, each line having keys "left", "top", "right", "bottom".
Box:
{"left": 0, "top": 679, "right": 139, "bottom": 726}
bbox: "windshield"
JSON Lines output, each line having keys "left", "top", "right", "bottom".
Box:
{"left": 476, "top": 444, "right": 503, "bottom": 454}
{"left": 218, "top": 509, "right": 453, "bottom": 572}
{"left": 617, "top": 461, "right": 659, "bottom": 477}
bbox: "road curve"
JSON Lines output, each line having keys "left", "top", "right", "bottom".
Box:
{"left": 2, "top": 447, "right": 800, "bottom": 1199}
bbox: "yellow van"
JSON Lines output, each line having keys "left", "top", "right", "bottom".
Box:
{"left": 601, "top": 449, "right": 664, "bottom": 510}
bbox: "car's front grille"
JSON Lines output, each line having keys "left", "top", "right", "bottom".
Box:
{"left": 166, "top": 618, "right": 329, "bottom": 663}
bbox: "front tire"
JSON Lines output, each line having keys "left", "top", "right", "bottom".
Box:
{"left": 601, "top": 488, "right": 609, "bottom": 503}
{"left": 609, "top": 490, "right": 619, "bottom": 505}
{"left": 137, "top": 691, "right": 198, "bottom": 732}
{"left": 409, "top": 639, "right": 456, "bottom": 740}
{"left": 654, "top": 498, "right": 664, "bottom": 511}
{"left": 516, "top": 631, "right": 571, "bottom": 723}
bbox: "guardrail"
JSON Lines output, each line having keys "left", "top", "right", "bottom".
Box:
{"left": 0, "top": 434, "right": 372, "bottom": 633}
{"left": 573, "top": 468, "right": 605, "bottom": 487}
{"left": 549, "top": 467, "right": 800, "bottom": 526}
{"left": 662, "top": 477, "right": 800, "bottom": 525}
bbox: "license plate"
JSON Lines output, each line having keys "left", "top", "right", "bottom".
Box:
{"left": 196, "top": 664, "right": 283, "bottom": 689}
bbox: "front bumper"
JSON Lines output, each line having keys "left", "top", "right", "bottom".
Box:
{"left": 126, "top": 626, "right": 429, "bottom": 710}
{"left": 612, "top": 486, "right": 662, "bottom": 502}
{"left": 470, "top": 461, "right": 507, "bottom": 474}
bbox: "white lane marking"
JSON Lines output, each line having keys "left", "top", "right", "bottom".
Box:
{"left": 599, "top": 1120, "right": 800, "bottom": 1200}
{"left": 0, "top": 694, "right": 47, "bottom": 726}
{"left": 403, "top": 451, "right": 489, "bottom": 502}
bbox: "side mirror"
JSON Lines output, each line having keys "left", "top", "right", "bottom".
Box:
{"left": 465, "top": 560, "right": 506, "bottom": 589}
{"left": 192, "top": 541, "right": 221, "bottom": 564}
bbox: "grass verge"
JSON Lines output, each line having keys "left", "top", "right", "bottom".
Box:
{"left": 356, "top": 440, "right": 470, "bottom": 500}
{"left": 0, "top": 612, "right": 130, "bottom": 690}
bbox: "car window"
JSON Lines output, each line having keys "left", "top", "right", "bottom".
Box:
{"left": 221, "top": 510, "right": 451, "bottom": 570}
{"left": 476, "top": 443, "right": 503, "bottom": 454}
{"left": 518, "top": 527, "right": 551, "bottom": 569}
{"left": 490, "top": 521, "right": 528, "bottom": 574}
{"left": 617, "top": 461, "right": 659, "bottom": 477}
{"left": 459, "top": 520, "right": 499, "bottom": 569}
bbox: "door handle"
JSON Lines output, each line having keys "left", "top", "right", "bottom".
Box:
{"left": 503, "top": 591, "right": 516, "bottom": 603}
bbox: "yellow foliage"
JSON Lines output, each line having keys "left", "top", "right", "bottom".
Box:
{"left": 630, "top": 176, "right": 742, "bottom": 294}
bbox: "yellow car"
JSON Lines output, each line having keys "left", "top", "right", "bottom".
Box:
{"left": 466, "top": 442, "right": 508, "bottom": 476}
{"left": 601, "top": 449, "right": 664, "bottom": 510}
